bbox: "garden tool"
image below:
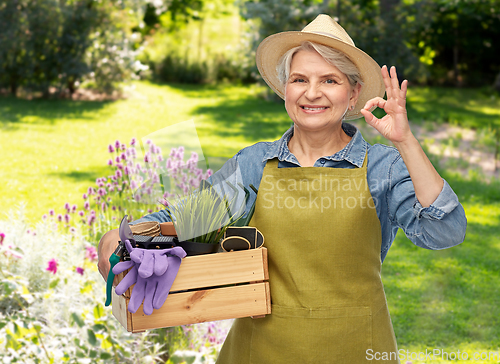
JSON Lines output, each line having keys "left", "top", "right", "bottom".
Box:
{"left": 104, "top": 215, "right": 134, "bottom": 307}
{"left": 112, "top": 240, "right": 186, "bottom": 315}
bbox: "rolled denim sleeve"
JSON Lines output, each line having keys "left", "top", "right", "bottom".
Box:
{"left": 129, "top": 209, "right": 171, "bottom": 225}
{"left": 387, "top": 156, "right": 467, "bottom": 250}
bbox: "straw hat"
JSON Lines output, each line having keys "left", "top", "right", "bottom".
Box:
{"left": 256, "top": 14, "right": 385, "bottom": 120}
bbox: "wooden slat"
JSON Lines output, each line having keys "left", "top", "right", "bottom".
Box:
{"left": 129, "top": 282, "right": 270, "bottom": 332}
{"left": 170, "top": 248, "right": 268, "bottom": 291}
{"left": 112, "top": 290, "right": 133, "bottom": 332}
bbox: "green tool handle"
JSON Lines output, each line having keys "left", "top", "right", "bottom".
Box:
{"left": 105, "top": 253, "right": 121, "bottom": 307}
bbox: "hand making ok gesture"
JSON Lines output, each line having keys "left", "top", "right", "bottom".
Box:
{"left": 360, "top": 65, "right": 411, "bottom": 145}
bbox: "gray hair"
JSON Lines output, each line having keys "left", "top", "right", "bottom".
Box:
{"left": 277, "top": 41, "right": 364, "bottom": 89}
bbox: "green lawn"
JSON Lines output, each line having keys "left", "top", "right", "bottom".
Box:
{"left": 1, "top": 81, "right": 499, "bottom": 362}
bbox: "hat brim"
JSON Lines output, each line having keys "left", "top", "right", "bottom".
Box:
{"left": 256, "top": 31, "right": 386, "bottom": 120}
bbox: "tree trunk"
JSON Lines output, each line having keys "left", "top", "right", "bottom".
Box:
{"left": 453, "top": 26, "right": 461, "bottom": 87}
{"left": 68, "top": 78, "right": 76, "bottom": 95}
{"left": 10, "top": 81, "right": 18, "bottom": 97}
{"left": 493, "top": 71, "right": 500, "bottom": 92}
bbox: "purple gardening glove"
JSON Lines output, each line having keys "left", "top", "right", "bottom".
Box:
{"left": 112, "top": 240, "right": 186, "bottom": 315}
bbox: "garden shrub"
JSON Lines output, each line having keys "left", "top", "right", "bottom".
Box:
{"left": 0, "top": 136, "right": 231, "bottom": 363}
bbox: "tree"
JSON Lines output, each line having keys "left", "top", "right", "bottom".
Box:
{"left": 0, "top": 0, "right": 146, "bottom": 96}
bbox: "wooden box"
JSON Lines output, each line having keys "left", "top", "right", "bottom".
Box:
{"left": 112, "top": 247, "right": 270, "bottom": 333}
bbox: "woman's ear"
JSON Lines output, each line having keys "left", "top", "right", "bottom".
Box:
{"left": 350, "top": 83, "right": 362, "bottom": 105}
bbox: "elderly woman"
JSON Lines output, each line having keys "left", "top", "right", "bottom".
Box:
{"left": 98, "top": 14, "right": 466, "bottom": 363}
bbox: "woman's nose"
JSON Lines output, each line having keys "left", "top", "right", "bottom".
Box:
{"left": 304, "top": 83, "right": 322, "bottom": 100}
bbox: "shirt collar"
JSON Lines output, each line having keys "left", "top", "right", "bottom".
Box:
{"left": 262, "top": 123, "right": 369, "bottom": 168}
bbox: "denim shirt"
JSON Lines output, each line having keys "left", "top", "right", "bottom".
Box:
{"left": 133, "top": 123, "right": 467, "bottom": 263}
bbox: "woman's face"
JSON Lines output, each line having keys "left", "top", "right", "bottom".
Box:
{"left": 284, "top": 50, "right": 360, "bottom": 133}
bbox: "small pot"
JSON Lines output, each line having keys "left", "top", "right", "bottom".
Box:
{"left": 174, "top": 238, "right": 219, "bottom": 256}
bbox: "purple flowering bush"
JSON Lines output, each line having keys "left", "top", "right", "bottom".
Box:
{"left": 0, "top": 139, "right": 231, "bottom": 363}
{"left": 45, "top": 138, "right": 212, "bottom": 241}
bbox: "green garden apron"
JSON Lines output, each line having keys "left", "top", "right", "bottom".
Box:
{"left": 216, "top": 156, "right": 399, "bottom": 363}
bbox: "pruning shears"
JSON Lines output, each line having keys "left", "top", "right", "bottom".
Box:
{"left": 105, "top": 215, "right": 134, "bottom": 307}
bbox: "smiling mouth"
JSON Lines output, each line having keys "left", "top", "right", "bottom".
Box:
{"left": 301, "top": 106, "right": 328, "bottom": 111}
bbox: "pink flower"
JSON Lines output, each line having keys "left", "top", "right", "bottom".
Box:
{"left": 64, "top": 202, "right": 70, "bottom": 211}
{"left": 108, "top": 144, "right": 115, "bottom": 153}
{"left": 121, "top": 143, "right": 126, "bottom": 151}
{"left": 49, "top": 209, "right": 55, "bottom": 216}
{"left": 0, "top": 232, "right": 5, "bottom": 245}
{"left": 57, "top": 214, "right": 63, "bottom": 222}
{"left": 130, "top": 138, "right": 136, "bottom": 146}
{"left": 46, "top": 259, "right": 58, "bottom": 274}
{"left": 82, "top": 193, "right": 88, "bottom": 200}
{"left": 84, "top": 201, "right": 90, "bottom": 210}
{"left": 108, "top": 159, "right": 113, "bottom": 166}
{"left": 115, "top": 140, "right": 121, "bottom": 149}
{"left": 75, "top": 267, "right": 84, "bottom": 275}
{"left": 78, "top": 210, "right": 84, "bottom": 217}
{"left": 42, "top": 214, "right": 48, "bottom": 220}
{"left": 85, "top": 246, "right": 98, "bottom": 261}
{"left": 64, "top": 214, "right": 70, "bottom": 223}
{"left": 71, "top": 204, "right": 77, "bottom": 213}
{"left": 120, "top": 153, "right": 126, "bottom": 160}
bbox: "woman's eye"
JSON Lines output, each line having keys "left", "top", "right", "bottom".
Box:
{"left": 291, "top": 78, "right": 305, "bottom": 83}
{"left": 325, "top": 79, "right": 337, "bottom": 84}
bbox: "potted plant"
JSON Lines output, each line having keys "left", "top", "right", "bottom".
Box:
{"left": 162, "top": 182, "right": 245, "bottom": 255}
